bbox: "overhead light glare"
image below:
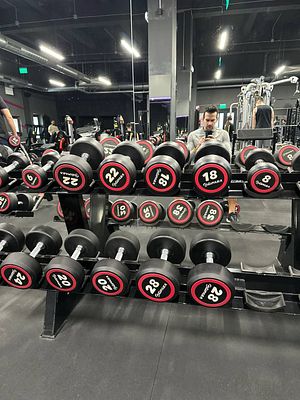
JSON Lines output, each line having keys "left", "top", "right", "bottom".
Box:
{"left": 20, "top": 47, "right": 48, "bottom": 62}
{"left": 0, "top": 37, "right": 6, "bottom": 44}
{"left": 120, "top": 39, "right": 140, "bottom": 58}
{"left": 274, "top": 64, "right": 286, "bottom": 76}
{"left": 40, "top": 44, "right": 65, "bottom": 61}
{"left": 145, "top": 11, "right": 149, "bottom": 23}
{"left": 56, "top": 64, "right": 78, "bottom": 76}
{"left": 215, "top": 69, "right": 222, "bottom": 80}
{"left": 98, "top": 76, "right": 112, "bottom": 86}
{"left": 218, "top": 30, "right": 229, "bottom": 51}
{"left": 49, "top": 78, "right": 65, "bottom": 87}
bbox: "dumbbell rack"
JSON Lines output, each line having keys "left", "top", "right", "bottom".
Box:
{"left": 2, "top": 169, "right": 300, "bottom": 339}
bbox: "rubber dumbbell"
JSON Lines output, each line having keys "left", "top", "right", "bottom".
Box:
{"left": 235, "top": 145, "right": 257, "bottom": 167}
{"left": 110, "top": 199, "right": 136, "bottom": 224}
{"left": 187, "top": 232, "right": 235, "bottom": 307}
{"left": 244, "top": 149, "right": 281, "bottom": 194}
{"left": 196, "top": 199, "right": 224, "bottom": 227}
{"left": 100, "top": 136, "right": 121, "bottom": 157}
{"left": 98, "top": 141, "right": 145, "bottom": 193}
{"left": 91, "top": 231, "right": 140, "bottom": 296}
{"left": 44, "top": 229, "right": 100, "bottom": 292}
{"left": 0, "top": 223, "right": 25, "bottom": 253}
{"left": 0, "top": 192, "right": 37, "bottom": 214}
{"left": 57, "top": 198, "right": 91, "bottom": 221}
{"left": 167, "top": 198, "right": 194, "bottom": 227}
{"left": 137, "top": 140, "right": 155, "bottom": 164}
{"left": 53, "top": 137, "right": 105, "bottom": 192}
{"left": 144, "top": 141, "right": 187, "bottom": 194}
{"left": 138, "top": 200, "right": 165, "bottom": 225}
{"left": 193, "top": 141, "right": 232, "bottom": 197}
{"left": 0, "top": 145, "right": 13, "bottom": 164}
{"left": 136, "top": 229, "right": 186, "bottom": 302}
{"left": 22, "top": 150, "right": 60, "bottom": 189}
{"left": 0, "top": 225, "right": 62, "bottom": 289}
{"left": 274, "top": 144, "right": 299, "bottom": 168}
{"left": 8, "top": 134, "right": 21, "bottom": 149}
{"left": 175, "top": 140, "right": 190, "bottom": 165}
{"left": 0, "top": 152, "right": 30, "bottom": 188}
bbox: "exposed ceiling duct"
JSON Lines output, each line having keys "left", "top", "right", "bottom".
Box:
{"left": 0, "top": 32, "right": 91, "bottom": 83}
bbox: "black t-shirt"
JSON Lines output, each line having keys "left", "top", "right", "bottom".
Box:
{"left": 0, "top": 96, "right": 8, "bottom": 137}
{"left": 256, "top": 105, "right": 272, "bottom": 128}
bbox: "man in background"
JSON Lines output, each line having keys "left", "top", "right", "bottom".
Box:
{"left": 48, "top": 120, "right": 59, "bottom": 139}
{"left": 224, "top": 115, "right": 234, "bottom": 141}
{"left": 252, "top": 96, "right": 274, "bottom": 148}
{"left": 0, "top": 95, "right": 18, "bottom": 145}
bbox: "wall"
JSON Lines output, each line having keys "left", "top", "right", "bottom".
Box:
{"left": 0, "top": 85, "right": 26, "bottom": 131}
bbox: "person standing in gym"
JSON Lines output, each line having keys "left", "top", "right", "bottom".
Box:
{"left": 187, "top": 104, "right": 231, "bottom": 156}
{"left": 48, "top": 120, "right": 59, "bottom": 140}
{"left": 0, "top": 95, "right": 18, "bottom": 145}
{"left": 224, "top": 115, "right": 234, "bottom": 142}
{"left": 252, "top": 96, "right": 274, "bottom": 147}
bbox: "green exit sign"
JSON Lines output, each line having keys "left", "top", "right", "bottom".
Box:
{"left": 19, "top": 67, "right": 28, "bottom": 74}
{"left": 219, "top": 103, "right": 227, "bottom": 109}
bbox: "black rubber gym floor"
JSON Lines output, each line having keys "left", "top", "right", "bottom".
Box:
{"left": 0, "top": 198, "right": 298, "bottom": 400}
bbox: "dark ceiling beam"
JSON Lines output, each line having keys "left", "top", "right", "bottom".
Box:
{"left": 195, "top": 46, "right": 300, "bottom": 58}
{"left": 0, "top": 13, "right": 145, "bottom": 34}
{"left": 190, "top": 4, "right": 300, "bottom": 18}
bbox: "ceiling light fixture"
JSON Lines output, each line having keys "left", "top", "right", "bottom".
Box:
{"left": 49, "top": 78, "right": 65, "bottom": 87}
{"left": 120, "top": 39, "right": 140, "bottom": 58}
{"left": 40, "top": 44, "right": 65, "bottom": 61}
{"left": 274, "top": 64, "right": 286, "bottom": 76}
{"left": 215, "top": 69, "right": 222, "bottom": 80}
{"left": 218, "top": 30, "right": 229, "bottom": 51}
{"left": 98, "top": 76, "right": 112, "bottom": 86}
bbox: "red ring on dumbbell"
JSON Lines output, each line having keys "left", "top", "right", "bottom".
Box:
{"left": 22, "top": 169, "right": 42, "bottom": 189}
{"left": 0, "top": 193, "right": 11, "bottom": 213}
{"left": 190, "top": 278, "right": 233, "bottom": 307}
{"left": 240, "top": 146, "right": 256, "bottom": 165}
{"left": 99, "top": 162, "right": 131, "bottom": 192}
{"left": 137, "top": 140, "right": 154, "bottom": 163}
{"left": 84, "top": 198, "right": 90, "bottom": 219}
{"left": 175, "top": 141, "right": 188, "bottom": 160}
{"left": 138, "top": 201, "right": 160, "bottom": 223}
{"left": 137, "top": 273, "right": 176, "bottom": 302}
{"left": 249, "top": 169, "right": 280, "bottom": 194}
{"left": 45, "top": 269, "right": 77, "bottom": 292}
{"left": 277, "top": 145, "right": 299, "bottom": 166}
{"left": 167, "top": 199, "right": 193, "bottom": 225}
{"left": 42, "top": 149, "right": 57, "bottom": 156}
{"left": 145, "top": 163, "right": 177, "bottom": 193}
{"left": 54, "top": 164, "right": 87, "bottom": 192}
{"left": 111, "top": 200, "right": 132, "bottom": 222}
{"left": 8, "top": 135, "right": 20, "bottom": 147}
{"left": 194, "top": 164, "right": 229, "bottom": 194}
{"left": 91, "top": 271, "right": 125, "bottom": 296}
{"left": 196, "top": 200, "right": 224, "bottom": 226}
{"left": 100, "top": 137, "right": 120, "bottom": 146}
{"left": 1, "top": 265, "right": 33, "bottom": 289}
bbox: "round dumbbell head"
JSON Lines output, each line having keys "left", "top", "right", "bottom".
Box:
{"left": 0, "top": 252, "right": 42, "bottom": 289}
{"left": 147, "top": 229, "right": 186, "bottom": 264}
{"left": 194, "top": 141, "right": 231, "bottom": 164}
{"left": 42, "top": 148, "right": 58, "bottom": 157}
{"left": 98, "top": 154, "right": 135, "bottom": 193}
{"left": 235, "top": 145, "right": 257, "bottom": 166}
{"left": 110, "top": 199, "right": 135, "bottom": 223}
{"left": 22, "top": 164, "right": 48, "bottom": 189}
{"left": 144, "top": 155, "right": 181, "bottom": 194}
{"left": 100, "top": 137, "right": 121, "bottom": 157}
{"left": 275, "top": 145, "right": 299, "bottom": 167}
{"left": 113, "top": 142, "right": 146, "bottom": 170}
{"left": 105, "top": 230, "right": 140, "bottom": 261}
{"left": 91, "top": 258, "right": 131, "bottom": 296}
{"left": 136, "top": 259, "right": 181, "bottom": 302}
{"left": 44, "top": 256, "right": 85, "bottom": 292}
{"left": 137, "top": 140, "right": 155, "bottom": 164}
{"left": 292, "top": 151, "right": 300, "bottom": 171}
{"left": 54, "top": 154, "right": 93, "bottom": 192}
{"left": 65, "top": 229, "right": 100, "bottom": 258}
{"left": 193, "top": 155, "right": 231, "bottom": 196}
{"left": 41, "top": 150, "right": 60, "bottom": 166}
{"left": 175, "top": 140, "right": 190, "bottom": 164}
{"left": 70, "top": 137, "right": 105, "bottom": 169}
{"left": 26, "top": 225, "right": 62, "bottom": 255}
{"left": 187, "top": 264, "right": 235, "bottom": 307}
{"left": 0, "top": 166, "right": 9, "bottom": 187}
{"left": 138, "top": 200, "right": 165, "bottom": 224}
{"left": 167, "top": 199, "right": 194, "bottom": 226}
{"left": 244, "top": 148, "right": 275, "bottom": 170}
{"left": 154, "top": 141, "right": 186, "bottom": 169}
{"left": 7, "top": 152, "right": 29, "bottom": 168}
{"left": 0, "top": 223, "right": 25, "bottom": 251}
{"left": 56, "top": 201, "right": 64, "bottom": 220}
{"left": 0, "top": 145, "right": 12, "bottom": 163}
{"left": 8, "top": 135, "right": 21, "bottom": 148}
{"left": 17, "top": 193, "right": 34, "bottom": 211}
{"left": 0, "top": 192, "right": 17, "bottom": 213}
{"left": 247, "top": 162, "right": 281, "bottom": 194}
{"left": 189, "top": 232, "right": 231, "bottom": 266}
{"left": 196, "top": 200, "right": 224, "bottom": 227}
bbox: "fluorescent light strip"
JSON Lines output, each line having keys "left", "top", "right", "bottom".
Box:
{"left": 98, "top": 76, "right": 112, "bottom": 86}
{"left": 49, "top": 79, "right": 65, "bottom": 87}
{"left": 39, "top": 44, "right": 64, "bottom": 61}
{"left": 215, "top": 69, "right": 222, "bottom": 80}
{"left": 120, "top": 39, "right": 140, "bottom": 58}
{"left": 20, "top": 47, "right": 48, "bottom": 62}
{"left": 218, "top": 30, "right": 228, "bottom": 51}
{"left": 274, "top": 65, "right": 286, "bottom": 76}
{"left": 0, "top": 37, "right": 6, "bottom": 44}
{"left": 56, "top": 64, "right": 78, "bottom": 76}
